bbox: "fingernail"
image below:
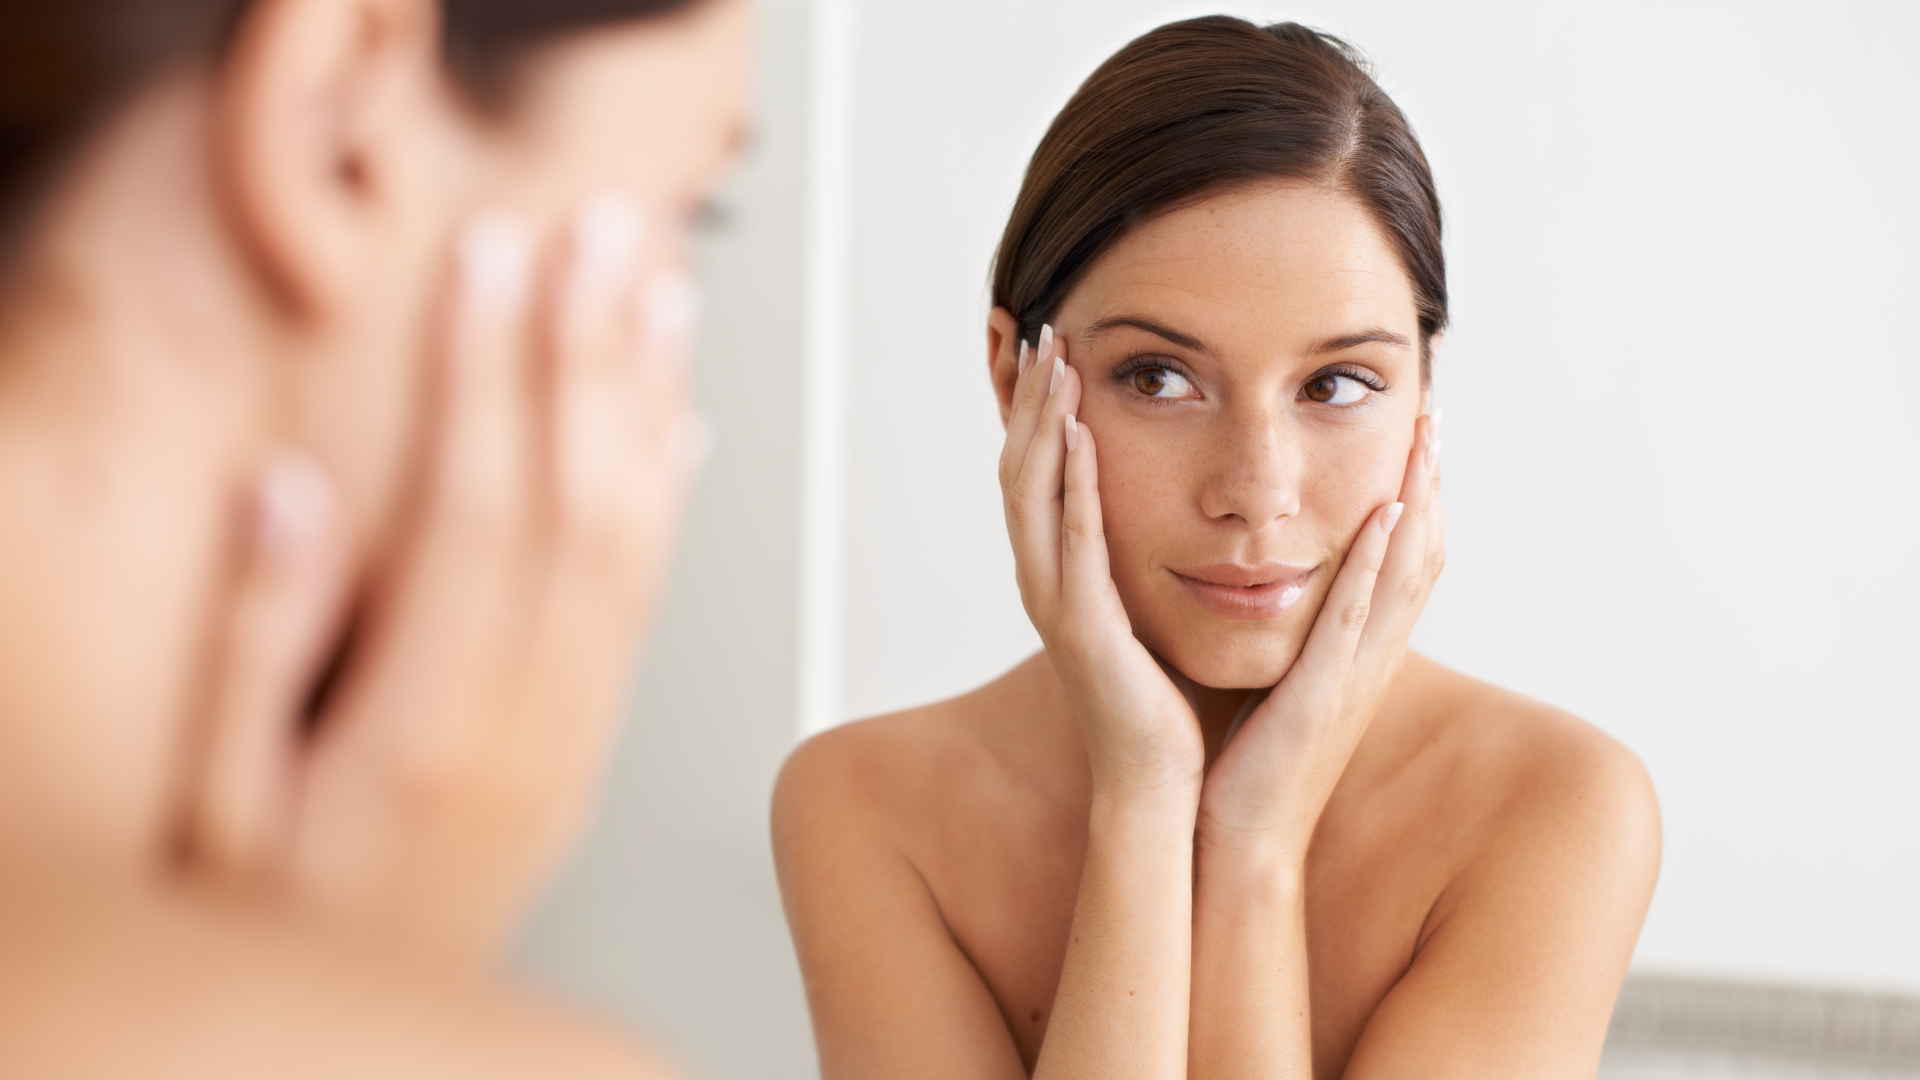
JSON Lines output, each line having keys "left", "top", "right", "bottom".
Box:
{"left": 1426, "top": 438, "right": 1443, "bottom": 472}
{"left": 1431, "top": 407, "right": 1446, "bottom": 436}
{"left": 254, "top": 450, "right": 334, "bottom": 563}
{"left": 1039, "top": 323, "right": 1054, "bottom": 362}
{"left": 1065, "top": 414, "right": 1079, "bottom": 453}
{"left": 1049, "top": 356, "right": 1065, "bottom": 396}
{"left": 1018, "top": 340, "right": 1030, "bottom": 377}
{"left": 675, "top": 412, "right": 717, "bottom": 487}
{"left": 644, "top": 271, "right": 703, "bottom": 367}
{"left": 1383, "top": 501, "right": 1406, "bottom": 535}
{"left": 458, "top": 211, "right": 533, "bottom": 311}
{"left": 573, "top": 192, "right": 645, "bottom": 296}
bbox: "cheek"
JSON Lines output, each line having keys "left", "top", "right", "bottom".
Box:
{"left": 1300, "top": 431, "right": 1411, "bottom": 539}
{"left": 1085, "top": 408, "right": 1195, "bottom": 564}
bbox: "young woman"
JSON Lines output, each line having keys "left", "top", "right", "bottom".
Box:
{"left": 0, "top": 0, "right": 745, "bottom": 1074}
{"left": 774, "top": 18, "right": 1661, "bottom": 1080}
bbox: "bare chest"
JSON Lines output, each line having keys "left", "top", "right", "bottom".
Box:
{"left": 913, "top": 777, "right": 1458, "bottom": 1073}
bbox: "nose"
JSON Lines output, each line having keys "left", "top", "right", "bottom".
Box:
{"left": 1197, "top": 408, "right": 1301, "bottom": 531}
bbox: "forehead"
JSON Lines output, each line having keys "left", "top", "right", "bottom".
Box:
{"left": 1066, "top": 180, "right": 1417, "bottom": 351}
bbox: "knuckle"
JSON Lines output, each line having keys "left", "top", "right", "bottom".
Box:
{"left": 1340, "top": 598, "right": 1371, "bottom": 632}
{"left": 1398, "top": 570, "right": 1427, "bottom": 608}
{"left": 1427, "top": 543, "right": 1448, "bottom": 581}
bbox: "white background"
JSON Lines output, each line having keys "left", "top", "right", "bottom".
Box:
{"left": 521, "top": 2, "right": 1920, "bottom": 1077}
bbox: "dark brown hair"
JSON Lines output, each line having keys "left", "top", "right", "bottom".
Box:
{"left": 992, "top": 17, "right": 1447, "bottom": 374}
{"left": 0, "top": 0, "right": 702, "bottom": 257}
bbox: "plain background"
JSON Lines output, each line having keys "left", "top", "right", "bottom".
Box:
{"left": 519, "top": 1, "right": 1920, "bottom": 1077}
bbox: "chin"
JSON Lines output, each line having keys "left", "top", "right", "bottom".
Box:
{"left": 1149, "top": 623, "right": 1307, "bottom": 690}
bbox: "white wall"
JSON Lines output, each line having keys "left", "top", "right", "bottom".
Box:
{"left": 838, "top": 0, "right": 1920, "bottom": 995}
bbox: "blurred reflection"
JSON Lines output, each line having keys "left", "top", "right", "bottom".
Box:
{"left": 0, "top": 0, "right": 747, "bottom": 1075}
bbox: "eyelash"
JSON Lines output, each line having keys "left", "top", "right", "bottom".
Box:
{"left": 1111, "top": 354, "right": 1198, "bottom": 402}
{"left": 1310, "top": 364, "right": 1389, "bottom": 395}
{"left": 1111, "top": 356, "right": 1390, "bottom": 406}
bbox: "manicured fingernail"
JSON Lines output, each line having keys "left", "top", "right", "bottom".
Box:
{"left": 1049, "top": 356, "right": 1065, "bottom": 395}
{"left": 1431, "top": 407, "right": 1446, "bottom": 436}
{"left": 675, "top": 412, "right": 716, "bottom": 486}
{"left": 1426, "top": 438, "right": 1443, "bottom": 472}
{"left": 644, "top": 271, "right": 702, "bottom": 367}
{"left": 1065, "top": 414, "right": 1079, "bottom": 453}
{"left": 459, "top": 212, "right": 533, "bottom": 311}
{"left": 1039, "top": 323, "right": 1054, "bottom": 362}
{"left": 254, "top": 450, "right": 334, "bottom": 563}
{"left": 573, "top": 192, "right": 644, "bottom": 295}
{"left": 1018, "top": 340, "right": 1030, "bottom": 377}
{"left": 1383, "top": 501, "right": 1406, "bottom": 535}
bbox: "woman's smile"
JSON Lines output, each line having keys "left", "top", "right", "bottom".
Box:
{"left": 1168, "top": 562, "right": 1315, "bottom": 620}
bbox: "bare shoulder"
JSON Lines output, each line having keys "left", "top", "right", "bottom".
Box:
{"left": 1403, "top": 654, "right": 1661, "bottom": 883}
{"left": 772, "top": 680, "right": 1007, "bottom": 856}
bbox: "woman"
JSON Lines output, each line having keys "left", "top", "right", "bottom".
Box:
{"left": 774, "top": 18, "right": 1660, "bottom": 1079}
{"left": 0, "top": 0, "right": 745, "bottom": 1074}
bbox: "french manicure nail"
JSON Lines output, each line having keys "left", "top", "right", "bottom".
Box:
{"left": 1426, "top": 438, "right": 1443, "bottom": 472}
{"left": 1049, "top": 356, "right": 1064, "bottom": 395}
{"left": 1018, "top": 339, "right": 1030, "bottom": 377}
{"left": 573, "top": 192, "right": 644, "bottom": 293}
{"left": 1383, "top": 501, "right": 1406, "bottom": 534}
{"left": 458, "top": 212, "right": 533, "bottom": 310}
{"left": 1039, "top": 323, "right": 1054, "bottom": 362}
{"left": 1065, "top": 414, "right": 1079, "bottom": 453}
{"left": 675, "top": 412, "right": 717, "bottom": 487}
{"left": 644, "top": 271, "right": 702, "bottom": 368}
{"left": 254, "top": 450, "right": 334, "bottom": 562}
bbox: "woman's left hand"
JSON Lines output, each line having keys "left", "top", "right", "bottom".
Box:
{"left": 1195, "top": 411, "right": 1445, "bottom": 863}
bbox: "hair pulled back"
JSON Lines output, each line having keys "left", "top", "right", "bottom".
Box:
{"left": 0, "top": 0, "right": 702, "bottom": 257}
{"left": 992, "top": 17, "right": 1447, "bottom": 373}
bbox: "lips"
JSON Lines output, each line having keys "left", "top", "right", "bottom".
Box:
{"left": 1170, "top": 562, "right": 1315, "bottom": 621}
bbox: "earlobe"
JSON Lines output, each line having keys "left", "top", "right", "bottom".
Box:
{"left": 988, "top": 306, "right": 1022, "bottom": 428}
{"left": 215, "top": 0, "right": 442, "bottom": 320}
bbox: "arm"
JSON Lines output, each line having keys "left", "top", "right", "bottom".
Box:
{"left": 1187, "top": 413, "right": 1438, "bottom": 1080}
{"left": 777, "top": 327, "right": 1207, "bottom": 1080}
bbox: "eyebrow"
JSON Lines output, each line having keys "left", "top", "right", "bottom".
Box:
{"left": 1083, "top": 315, "right": 1210, "bottom": 354}
{"left": 1314, "top": 329, "right": 1413, "bottom": 354}
{"left": 1083, "top": 317, "right": 1412, "bottom": 358}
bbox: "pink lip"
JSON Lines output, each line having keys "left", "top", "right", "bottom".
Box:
{"left": 1170, "top": 563, "right": 1316, "bottom": 620}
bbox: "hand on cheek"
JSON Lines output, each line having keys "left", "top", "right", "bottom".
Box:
{"left": 180, "top": 194, "right": 709, "bottom": 961}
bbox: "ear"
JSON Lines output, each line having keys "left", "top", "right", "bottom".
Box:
{"left": 988, "top": 306, "right": 1024, "bottom": 429}
{"left": 215, "top": 0, "right": 445, "bottom": 319}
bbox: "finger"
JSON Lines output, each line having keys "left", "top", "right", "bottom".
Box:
{"left": 298, "top": 213, "right": 539, "bottom": 891}
{"left": 997, "top": 321, "right": 1058, "bottom": 493}
{"left": 1058, "top": 415, "right": 1115, "bottom": 610}
{"left": 1006, "top": 344, "right": 1082, "bottom": 605}
{"left": 1288, "top": 497, "right": 1403, "bottom": 688}
{"left": 1358, "top": 409, "right": 1442, "bottom": 663}
{"left": 189, "top": 450, "right": 349, "bottom": 877}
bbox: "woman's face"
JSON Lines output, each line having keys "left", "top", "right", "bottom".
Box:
{"left": 1050, "top": 181, "right": 1424, "bottom": 689}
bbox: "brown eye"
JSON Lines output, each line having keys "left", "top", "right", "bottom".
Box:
{"left": 1133, "top": 369, "right": 1169, "bottom": 396}
{"left": 1304, "top": 375, "right": 1338, "bottom": 403}
{"left": 1302, "top": 372, "right": 1375, "bottom": 406}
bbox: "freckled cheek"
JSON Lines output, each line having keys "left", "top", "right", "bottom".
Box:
{"left": 1299, "top": 438, "right": 1410, "bottom": 549}
{"left": 1086, "top": 417, "right": 1200, "bottom": 585}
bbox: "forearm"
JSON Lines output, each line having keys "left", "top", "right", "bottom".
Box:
{"left": 1034, "top": 783, "right": 1199, "bottom": 1080}
{"left": 1188, "top": 843, "right": 1314, "bottom": 1080}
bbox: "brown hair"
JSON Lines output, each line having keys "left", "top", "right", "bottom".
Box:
{"left": 992, "top": 17, "right": 1447, "bottom": 374}
{"left": 0, "top": 0, "right": 702, "bottom": 258}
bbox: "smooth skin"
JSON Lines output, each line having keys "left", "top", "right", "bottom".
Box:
{"left": 774, "top": 180, "right": 1661, "bottom": 1079}
{"left": 0, "top": 0, "right": 748, "bottom": 1075}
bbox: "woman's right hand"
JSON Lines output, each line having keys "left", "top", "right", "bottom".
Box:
{"left": 178, "top": 195, "right": 708, "bottom": 962}
{"left": 1000, "top": 325, "right": 1203, "bottom": 796}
